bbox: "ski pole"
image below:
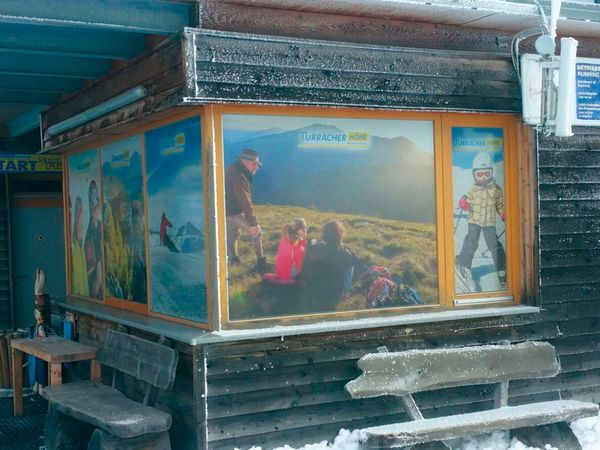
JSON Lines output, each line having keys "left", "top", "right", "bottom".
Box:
{"left": 454, "top": 209, "right": 464, "bottom": 236}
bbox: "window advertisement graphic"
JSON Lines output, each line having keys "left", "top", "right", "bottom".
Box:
{"left": 67, "top": 149, "right": 104, "bottom": 300}
{"left": 223, "top": 114, "right": 438, "bottom": 321}
{"left": 101, "top": 135, "right": 147, "bottom": 303}
{"left": 145, "top": 117, "right": 207, "bottom": 323}
{"left": 452, "top": 127, "right": 507, "bottom": 295}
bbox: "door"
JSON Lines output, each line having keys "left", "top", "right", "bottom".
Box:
{"left": 12, "top": 192, "right": 65, "bottom": 331}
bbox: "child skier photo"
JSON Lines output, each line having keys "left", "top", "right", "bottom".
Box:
{"left": 455, "top": 152, "right": 507, "bottom": 293}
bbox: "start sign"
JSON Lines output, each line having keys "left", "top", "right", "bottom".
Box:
{"left": 0, "top": 155, "right": 62, "bottom": 173}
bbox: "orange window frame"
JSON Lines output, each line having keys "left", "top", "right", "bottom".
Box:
{"left": 62, "top": 109, "right": 213, "bottom": 330}
{"left": 213, "top": 105, "right": 526, "bottom": 329}
{"left": 440, "top": 113, "right": 522, "bottom": 307}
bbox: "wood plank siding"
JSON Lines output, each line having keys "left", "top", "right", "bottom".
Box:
{"left": 185, "top": 30, "right": 521, "bottom": 112}
{"left": 199, "top": 0, "right": 600, "bottom": 59}
{"left": 201, "top": 317, "right": 563, "bottom": 449}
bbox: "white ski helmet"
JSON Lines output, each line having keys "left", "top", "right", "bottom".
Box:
{"left": 472, "top": 152, "right": 493, "bottom": 171}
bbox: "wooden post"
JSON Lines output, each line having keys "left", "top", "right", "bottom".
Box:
{"left": 193, "top": 345, "right": 208, "bottom": 450}
{"left": 12, "top": 347, "right": 23, "bottom": 416}
{"left": 6, "top": 333, "right": 13, "bottom": 388}
{"left": 49, "top": 363, "right": 62, "bottom": 386}
{"left": 0, "top": 333, "right": 8, "bottom": 388}
{"left": 90, "top": 360, "right": 101, "bottom": 381}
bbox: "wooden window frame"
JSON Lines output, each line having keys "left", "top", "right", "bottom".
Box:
{"left": 62, "top": 104, "right": 534, "bottom": 331}
{"left": 213, "top": 105, "right": 531, "bottom": 329}
{"left": 63, "top": 109, "right": 213, "bottom": 330}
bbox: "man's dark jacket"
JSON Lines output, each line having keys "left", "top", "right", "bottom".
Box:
{"left": 225, "top": 160, "right": 258, "bottom": 226}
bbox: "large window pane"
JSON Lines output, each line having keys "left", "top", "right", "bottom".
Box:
{"left": 145, "top": 117, "right": 208, "bottom": 323}
{"left": 101, "top": 135, "right": 147, "bottom": 303}
{"left": 67, "top": 149, "right": 103, "bottom": 300}
{"left": 452, "top": 127, "right": 507, "bottom": 295}
{"left": 223, "top": 114, "right": 438, "bottom": 321}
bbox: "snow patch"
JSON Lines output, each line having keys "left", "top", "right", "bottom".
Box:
{"left": 237, "top": 415, "right": 600, "bottom": 450}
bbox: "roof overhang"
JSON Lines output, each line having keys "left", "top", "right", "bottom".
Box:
{"left": 221, "top": 0, "right": 600, "bottom": 38}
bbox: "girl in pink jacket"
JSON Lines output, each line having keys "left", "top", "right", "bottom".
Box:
{"left": 263, "top": 218, "right": 307, "bottom": 285}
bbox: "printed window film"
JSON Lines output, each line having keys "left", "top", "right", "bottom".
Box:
{"left": 452, "top": 127, "right": 507, "bottom": 295}
{"left": 101, "top": 135, "right": 147, "bottom": 303}
{"left": 67, "top": 149, "right": 104, "bottom": 300}
{"left": 145, "top": 117, "right": 208, "bottom": 323}
{"left": 223, "top": 114, "right": 438, "bottom": 321}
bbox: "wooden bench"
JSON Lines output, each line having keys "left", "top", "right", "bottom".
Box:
{"left": 346, "top": 342, "right": 599, "bottom": 449}
{"left": 41, "top": 329, "right": 178, "bottom": 450}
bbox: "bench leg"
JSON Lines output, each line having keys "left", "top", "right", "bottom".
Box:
{"left": 44, "top": 404, "right": 95, "bottom": 450}
{"left": 87, "top": 429, "right": 171, "bottom": 450}
{"left": 510, "top": 422, "right": 582, "bottom": 450}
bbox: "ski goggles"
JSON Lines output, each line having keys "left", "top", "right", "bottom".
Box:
{"left": 473, "top": 169, "right": 492, "bottom": 180}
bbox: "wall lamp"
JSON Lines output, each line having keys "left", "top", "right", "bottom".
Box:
{"left": 45, "top": 86, "right": 148, "bottom": 137}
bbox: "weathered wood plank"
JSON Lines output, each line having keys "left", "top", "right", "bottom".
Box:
{"left": 541, "top": 283, "right": 600, "bottom": 304}
{"left": 361, "top": 401, "right": 597, "bottom": 448}
{"left": 42, "top": 381, "right": 172, "bottom": 439}
{"left": 98, "top": 330, "right": 178, "bottom": 390}
{"left": 11, "top": 336, "right": 97, "bottom": 364}
{"left": 540, "top": 301, "right": 600, "bottom": 322}
{"left": 560, "top": 352, "right": 600, "bottom": 373}
{"left": 539, "top": 184, "right": 600, "bottom": 201}
{"left": 43, "top": 39, "right": 183, "bottom": 127}
{"left": 540, "top": 235, "right": 600, "bottom": 252}
{"left": 205, "top": 319, "right": 554, "bottom": 377}
{"left": 539, "top": 167, "right": 600, "bottom": 184}
{"left": 539, "top": 200, "right": 600, "bottom": 218}
{"left": 190, "top": 83, "right": 521, "bottom": 111}
{"left": 559, "top": 318, "right": 600, "bottom": 338}
{"left": 201, "top": 0, "right": 517, "bottom": 54}
{"left": 540, "top": 217, "right": 600, "bottom": 235}
{"left": 561, "top": 385, "right": 600, "bottom": 404}
{"left": 550, "top": 334, "right": 600, "bottom": 356}
{"left": 540, "top": 249, "right": 600, "bottom": 269}
{"left": 194, "top": 34, "right": 516, "bottom": 81}
{"left": 205, "top": 313, "right": 541, "bottom": 361}
{"left": 208, "top": 360, "right": 359, "bottom": 396}
{"left": 194, "top": 63, "right": 519, "bottom": 98}
{"left": 43, "top": 88, "right": 185, "bottom": 151}
{"left": 539, "top": 150, "right": 600, "bottom": 168}
{"left": 346, "top": 342, "right": 559, "bottom": 399}
{"left": 538, "top": 130, "right": 600, "bottom": 150}
{"left": 541, "top": 267, "right": 600, "bottom": 286}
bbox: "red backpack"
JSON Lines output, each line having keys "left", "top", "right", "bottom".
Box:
{"left": 367, "top": 276, "right": 398, "bottom": 307}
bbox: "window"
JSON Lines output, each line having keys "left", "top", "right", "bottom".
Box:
{"left": 65, "top": 114, "right": 210, "bottom": 326}
{"left": 64, "top": 106, "right": 526, "bottom": 330}
{"left": 217, "top": 107, "right": 523, "bottom": 326}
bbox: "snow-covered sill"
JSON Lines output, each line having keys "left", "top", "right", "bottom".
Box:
{"left": 57, "top": 297, "right": 539, "bottom": 345}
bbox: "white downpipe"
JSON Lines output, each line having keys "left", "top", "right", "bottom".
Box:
{"left": 555, "top": 37, "right": 578, "bottom": 137}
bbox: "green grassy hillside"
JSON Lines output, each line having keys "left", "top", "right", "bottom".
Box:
{"left": 228, "top": 204, "right": 438, "bottom": 320}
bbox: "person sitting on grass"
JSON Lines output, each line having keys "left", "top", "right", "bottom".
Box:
{"left": 262, "top": 218, "right": 308, "bottom": 285}
{"left": 298, "top": 219, "right": 364, "bottom": 313}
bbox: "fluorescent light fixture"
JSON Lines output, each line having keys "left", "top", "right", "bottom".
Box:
{"left": 46, "top": 86, "right": 148, "bottom": 136}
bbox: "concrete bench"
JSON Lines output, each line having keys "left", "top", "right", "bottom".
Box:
{"left": 346, "top": 342, "right": 599, "bottom": 449}
{"left": 41, "top": 330, "right": 178, "bottom": 450}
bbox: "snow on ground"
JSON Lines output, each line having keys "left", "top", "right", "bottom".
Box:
{"left": 240, "top": 415, "right": 600, "bottom": 450}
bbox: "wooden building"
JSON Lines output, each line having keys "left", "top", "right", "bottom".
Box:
{"left": 38, "top": 1, "right": 600, "bottom": 449}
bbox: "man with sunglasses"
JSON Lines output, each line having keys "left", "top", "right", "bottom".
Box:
{"left": 225, "top": 148, "right": 268, "bottom": 273}
{"left": 456, "top": 152, "right": 507, "bottom": 291}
